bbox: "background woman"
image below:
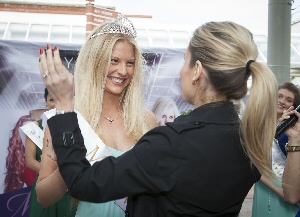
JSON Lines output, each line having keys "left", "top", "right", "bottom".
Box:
{"left": 4, "top": 115, "right": 33, "bottom": 193}
{"left": 252, "top": 82, "right": 300, "bottom": 217}
{"left": 24, "top": 88, "right": 77, "bottom": 217}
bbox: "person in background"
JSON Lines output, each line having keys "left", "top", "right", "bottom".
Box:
{"left": 252, "top": 82, "right": 300, "bottom": 217}
{"left": 4, "top": 115, "right": 34, "bottom": 193}
{"left": 152, "top": 96, "right": 180, "bottom": 126}
{"left": 24, "top": 88, "right": 77, "bottom": 217}
{"left": 36, "top": 14, "right": 157, "bottom": 217}
{"left": 40, "top": 21, "right": 278, "bottom": 216}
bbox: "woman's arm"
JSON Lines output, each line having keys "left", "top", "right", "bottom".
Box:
{"left": 48, "top": 113, "right": 180, "bottom": 203}
{"left": 25, "top": 122, "right": 40, "bottom": 173}
{"left": 260, "top": 176, "right": 284, "bottom": 199}
{"left": 282, "top": 151, "right": 300, "bottom": 204}
{"left": 279, "top": 109, "right": 300, "bottom": 204}
{"left": 36, "top": 126, "right": 68, "bottom": 208}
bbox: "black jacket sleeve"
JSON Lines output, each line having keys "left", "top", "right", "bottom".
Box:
{"left": 48, "top": 112, "right": 181, "bottom": 203}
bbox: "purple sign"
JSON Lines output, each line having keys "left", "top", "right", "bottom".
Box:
{"left": 0, "top": 187, "right": 31, "bottom": 217}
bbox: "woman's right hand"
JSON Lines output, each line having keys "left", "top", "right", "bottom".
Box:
{"left": 39, "top": 45, "right": 75, "bottom": 112}
{"left": 282, "top": 106, "right": 300, "bottom": 145}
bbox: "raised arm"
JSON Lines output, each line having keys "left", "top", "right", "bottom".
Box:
{"left": 48, "top": 113, "right": 179, "bottom": 203}
{"left": 281, "top": 109, "right": 300, "bottom": 204}
{"left": 35, "top": 125, "right": 68, "bottom": 208}
{"left": 283, "top": 151, "right": 300, "bottom": 204}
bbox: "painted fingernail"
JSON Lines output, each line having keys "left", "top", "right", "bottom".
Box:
{"left": 54, "top": 46, "right": 58, "bottom": 51}
{"left": 47, "top": 44, "right": 51, "bottom": 49}
{"left": 40, "top": 48, "right": 44, "bottom": 54}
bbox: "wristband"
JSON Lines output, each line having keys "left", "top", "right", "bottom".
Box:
{"left": 286, "top": 144, "right": 300, "bottom": 152}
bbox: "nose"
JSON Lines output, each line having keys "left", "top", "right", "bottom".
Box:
{"left": 117, "top": 63, "right": 127, "bottom": 76}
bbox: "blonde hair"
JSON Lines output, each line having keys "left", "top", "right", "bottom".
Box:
{"left": 189, "top": 22, "right": 278, "bottom": 178}
{"left": 74, "top": 22, "right": 149, "bottom": 141}
{"left": 152, "top": 97, "right": 180, "bottom": 121}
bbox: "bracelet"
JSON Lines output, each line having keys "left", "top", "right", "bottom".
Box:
{"left": 56, "top": 109, "right": 74, "bottom": 115}
{"left": 285, "top": 144, "right": 300, "bottom": 152}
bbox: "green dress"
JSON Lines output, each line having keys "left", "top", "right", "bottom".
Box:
{"left": 29, "top": 119, "right": 77, "bottom": 217}
{"left": 75, "top": 147, "right": 126, "bottom": 217}
{"left": 252, "top": 140, "right": 299, "bottom": 217}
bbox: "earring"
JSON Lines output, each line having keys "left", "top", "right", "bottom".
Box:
{"left": 193, "top": 81, "right": 198, "bottom": 85}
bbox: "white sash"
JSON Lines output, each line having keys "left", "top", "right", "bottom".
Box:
{"left": 272, "top": 139, "right": 286, "bottom": 181}
{"left": 19, "top": 121, "right": 44, "bottom": 150}
{"left": 43, "top": 109, "right": 127, "bottom": 211}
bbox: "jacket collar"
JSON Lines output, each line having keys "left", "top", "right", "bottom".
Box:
{"left": 166, "top": 101, "right": 240, "bottom": 133}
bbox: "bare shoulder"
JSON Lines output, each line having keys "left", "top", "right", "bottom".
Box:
{"left": 145, "top": 110, "right": 158, "bottom": 130}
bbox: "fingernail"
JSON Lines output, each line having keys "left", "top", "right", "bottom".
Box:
{"left": 40, "top": 48, "right": 44, "bottom": 54}
{"left": 47, "top": 44, "right": 51, "bottom": 50}
{"left": 54, "top": 46, "right": 58, "bottom": 51}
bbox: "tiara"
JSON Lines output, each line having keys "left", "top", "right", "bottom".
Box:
{"left": 91, "top": 14, "right": 137, "bottom": 39}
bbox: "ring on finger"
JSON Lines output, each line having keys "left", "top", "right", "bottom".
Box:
{"left": 42, "top": 71, "right": 50, "bottom": 78}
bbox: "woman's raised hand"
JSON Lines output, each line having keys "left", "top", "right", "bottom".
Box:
{"left": 281, "top": 106, "right": 300, "bottom": 145}
{"left": 39, "top": 44, "right": 75, "bottom": 112}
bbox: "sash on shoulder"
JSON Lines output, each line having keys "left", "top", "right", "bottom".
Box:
{"left": 19, "top": 122, "right": 44, "bottom": 150}
{"left": 42, "top": 109, "right": 127, "bottom": 211}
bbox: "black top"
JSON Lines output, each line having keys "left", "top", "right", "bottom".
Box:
{"left": 49, "top": 101, "right": 260, "bottom": 217}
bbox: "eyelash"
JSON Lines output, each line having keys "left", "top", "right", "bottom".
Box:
{"left": 111, "top": 59, "right": 135, "bottom": 66}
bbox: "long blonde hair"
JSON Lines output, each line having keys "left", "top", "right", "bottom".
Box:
{"left": 189, "top": 21, "right": 278, "bottom": 178}
{"left": 74, "top": 22, "right": 149, "bottom": 141}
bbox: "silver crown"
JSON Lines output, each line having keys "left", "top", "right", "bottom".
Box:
{"left": 91, "top": 14, "right": 137, "bottom": 39}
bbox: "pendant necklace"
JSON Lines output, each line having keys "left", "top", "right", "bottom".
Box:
{"left": 103, "top": 116, "right": 119, "bottom": 124}
{"left": 102, "top": 113, "right": 121, "bottom": 124}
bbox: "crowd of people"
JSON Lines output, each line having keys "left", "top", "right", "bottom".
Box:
{"left": 5, "top": 14, "right": 300, "bottom": 217}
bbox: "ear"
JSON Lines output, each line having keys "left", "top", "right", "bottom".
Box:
{"left": 192, "top": 60, "right": 203, "bottom": 83}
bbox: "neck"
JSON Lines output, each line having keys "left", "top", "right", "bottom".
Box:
{"left": 101, "top": 91, "right": 122, "bottom": 118}
{"left": 102, "top": 91, "right": 121, "bottom": 111}
{"left": 194, "top": 96, "right": 228, "bottom": 108}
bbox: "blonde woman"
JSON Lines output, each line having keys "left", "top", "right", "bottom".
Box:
{"left": 36, "top": 15, "right": 157, "bottom": 217}
{"left": 40, "top": 21, "right": 278, "bottom": 216}
{"left": 152, "top": 97, "right": 180, "bottom": 126}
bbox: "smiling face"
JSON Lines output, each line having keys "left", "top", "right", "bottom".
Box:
{"left": 277, "top": 88, "right": 295, "bottom": 116}
{"left": 105, "top": 40, "right": 136, "bottom": 96}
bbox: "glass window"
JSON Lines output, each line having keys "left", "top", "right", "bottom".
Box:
{"left": 28, "top": 24, "right": 50, "bottom": 42}
{"left": 148, "top": 29, "right": 170, "bottom": 47}
{"left": 136, "top": 29, "right": 150, "bottom": 47}
{"left": 6, "top": 23, "right": 28, "bottom": 40}
{"left": 50, "top": 25, "right": 70, "bottom": 43}
{"left": 0, "top": 22, "right": 8, "bottom": 39}
{"left": 71, "top": 26, "right": 86, "bottom": 44}
{"left": 169, "top": 30, "right": 190, "bottom": 48}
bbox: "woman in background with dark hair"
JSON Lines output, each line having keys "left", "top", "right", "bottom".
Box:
{"left": 24, "top": 88, "right": 77, "bottom": 217}
{"left": 252, "top": 82, "right": 300, "bottom": 217}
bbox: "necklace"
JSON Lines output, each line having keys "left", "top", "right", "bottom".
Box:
{"left": 103, "top": 116, "right": 119, "bottom": 124}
